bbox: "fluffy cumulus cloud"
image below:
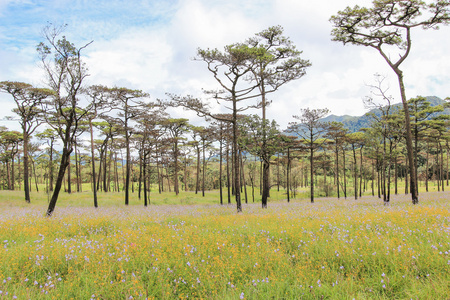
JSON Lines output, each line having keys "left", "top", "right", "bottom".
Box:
{"left": 0, "top": 0, "right": 449, "bottom": 130}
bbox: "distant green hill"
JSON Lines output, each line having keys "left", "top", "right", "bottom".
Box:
{"left": 320, "top": 96, "right": 449, "bottom": 133}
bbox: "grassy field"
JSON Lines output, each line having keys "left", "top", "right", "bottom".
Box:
{"left": 0, "top": 189, "right": 449, "bottom": 299}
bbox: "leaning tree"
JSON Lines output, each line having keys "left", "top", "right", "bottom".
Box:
{"left": 330, "top": 0, "right": 450, "bottom": 204}
{"left": 37, "top": 24, "right": 93, "bottom": 216}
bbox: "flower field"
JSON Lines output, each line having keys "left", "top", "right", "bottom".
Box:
{"left": 0, "top": 192, "right": 450, "bottom": 299}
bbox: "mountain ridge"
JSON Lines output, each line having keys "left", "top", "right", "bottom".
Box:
{"left": 320, "top": 96, "right": 448, "bottom": 132}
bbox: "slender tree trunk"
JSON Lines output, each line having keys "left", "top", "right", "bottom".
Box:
{"left": 396, "top": 69, "right": 418, "bottom": 203}
{"left": 323, "top": 159, "right": 328, "bottom": 196}
{"left": 386, "top": 155, "right": 391, "bottom": 204}
{"left": 166, "top": 166, "right": 171, "bottom": 192}
{"left": 196, "top": 145, "right": 200, "bottom": 194}
{"left": 89, "top": 121, "right": 98, "bottom": 207}
{"left": 394, "top": 157, "right": 398, "bottom": 195}
{"left": 23, "top": 130, "right": 30, "bottom": 202}
{"left": 75, "top": 141, "right": 80, "bottom": 193}
{"left": 184, "top": 153, "right": 188, "bottom": 192}
{"left": 11, "top": 154, "right": 15, "bottom": 191}
{"left": 240, "top": 150, "right": 248, "bottom": 204}
{"left": 202, "top": 141, "right": 206, "bottom": 197}
{"left": 277, "top": 154, "right": 280, "bottom": 192}
{"left": 67, "top": 154, "right": 72, "bottom": 194}
{"left": 31, "top": 156, "right": 39, "bottom": 192}
{"left": 377, "top": 160, "right": 381, "bottom": 199}
{"left": 436, "top": 146, "right": 440, "bottom": 192}
{"left": 446, "top": 143, "right": 449, "bottom": 187}
{"left": 125, "top": 130, "right": 131, "bottom": 204}
{"left": 343, "top": 147, "right": 347, "bottom": 199}
{"left": 157, "top": 156, "right": 162, "bottom": 194}
{"left": 310, "top": 140, "right": 314, "bottom": 203}
{"left": 226, "top": 141, "right": 231, "bottom": 204}
{"left": 287, "top": 147, "right": 290, "bottom": 203}
{"left": 173, "top": 140, "right": 179, "bottom": 195}
{"left": 219, "top": 127, "right": 223, "bottom": 205}
{"left": 131, "top": 161, "right": 135, "bottom": 194}
{"left": 232, "top": 111, "right": 241, "bottom": 212}
{"left": 359, "top": 147, "right": 363, "bottom": 198}
{"left": 440, "top": 143, "right": 444, "bottom": 192}
{"left": 371, "top": 158, "right": 375, "bottom": 196}
{"left": 105, "top": 145, "right": 110, "bottom": 192}
{"left": 260, "top": 160, "right": 263, "bottom": 194}
{"left": 143, "top": 152, "right": 148, "bottom": 206}
{"left": 6, "top": 161, "right": 11, "bottom": 190}
{"left": 426, "top": 142, "right": 429, "bottom": 192}
{"left": 114, "top": 153, "right": 118, "bottom": 192}
{"left": 138, "top": 150, "right": 143, "bottom": 199}
{"left": 352, "top": 145, "right": 358, "bottom": 200}
{"left": 336, "top": 145, "right": 340, "bottom": 199}
{"left": 78, "top": 149, "right": 82, "bottom": 192}
{"left": 405, "top": 156, "right": 409, "bottom": 194}
{"left": 49, "top": 140, "right": 54, "bottom": 192}
{"left": 382, "top": 137, "right": 386, "bottom": 202}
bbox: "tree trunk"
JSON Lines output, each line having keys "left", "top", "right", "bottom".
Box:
{"left": 226, "top": 141, "right": 231, "bottom": 204}
{"left": 232, "top": 112, "right": 241, "bottom": 212}
{"left": 67, "top": 154, "right": 72, "bottom": 194}
{"left": 173, "top": 140, "right": 179, "bottom": 195}
{"left": 371, "top": 158, "right": 375, "bottom": 196}
{"left": 426, "top": 142, "right": 429, "bottom": 192}
{"left": 352, "top": 145, "right": 358, "bottom": 200}
{"left": 342, "top": 147, "right": 347, "bottom": 199}
{"left": 31, "top": 156, "right": 39, "bottom": 192}
{"left": 23, "top": 130, "right": 30, "bottom": 202}
{"left": 336, "top": 145, "right": 340, "bottom": 199}
{"left": 74, "top": 141, "right": 80, "bottom": 193}
{"left": 89, "top": 121, "right": 98, "bottom": 207}
{"left": 49, "top": 139, "right": 54, "bottom": 192}
{"left": 287, "top": 147, "right": 290, "bottom": 203}
{"left": 46, "top": 146, "right": 71, "bottom": 216}
{"left": 240, "top": 150, "right": 248, "bottom": 204}
{"left": 143, "top": 152, "right": 148, "bottom": 206}
{"left": 262, "top": 160, "right": 270, "bottom": 208}
{"left": 440, "top": 143, "right": 444, "bottom": 192}
{"left": 310, "top": 141, "right": 314, "bottom": 203}
{"left": 196, "top": 145, "right": 200, "bottom": 194}
{"left": 184, "top": 153, "right": 188, "bottom": 192}
{"left": 219, "top": 127, "right": 223, "bottom": 205}
{"left": 105, "top": 145, "right": 111, "bottom": 192}
{"left": 125, "top": 130, "right": 131, "bottom": 204}
{"left": 359, "top": 147, "right": 363, "bottom": 198}
{"left": 202, "top": 141, "right": 206, "bottom": 197}
{"left": 396, "top": 69, "right": 418, "bottom": 203}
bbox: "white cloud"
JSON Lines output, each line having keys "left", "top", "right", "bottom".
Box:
{"left": 85, "top": 29, "right": 173, "bottom": 91}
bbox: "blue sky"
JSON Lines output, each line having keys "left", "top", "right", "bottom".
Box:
{"left": 1, "top": 0, "right": 449, "bottom": 130}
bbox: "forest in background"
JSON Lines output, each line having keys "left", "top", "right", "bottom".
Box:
{"left": 1, "top": 92, "right": 449, "bottom": 206}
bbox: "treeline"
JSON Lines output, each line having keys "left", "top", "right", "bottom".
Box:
{"left": 1, "top": 93, "right": 449, "bottom": 205}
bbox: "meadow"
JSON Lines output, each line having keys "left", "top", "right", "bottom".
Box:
{"left": 0, "top": 189, "right": 449, "bottom": 299}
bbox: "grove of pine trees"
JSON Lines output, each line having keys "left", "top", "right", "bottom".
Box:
{"left": 1, "top": 0, "right": 449, "bottom": 215}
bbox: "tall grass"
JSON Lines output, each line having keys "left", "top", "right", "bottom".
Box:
{"left": 0, "top": 191, "right": 449, "bottom": 299}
